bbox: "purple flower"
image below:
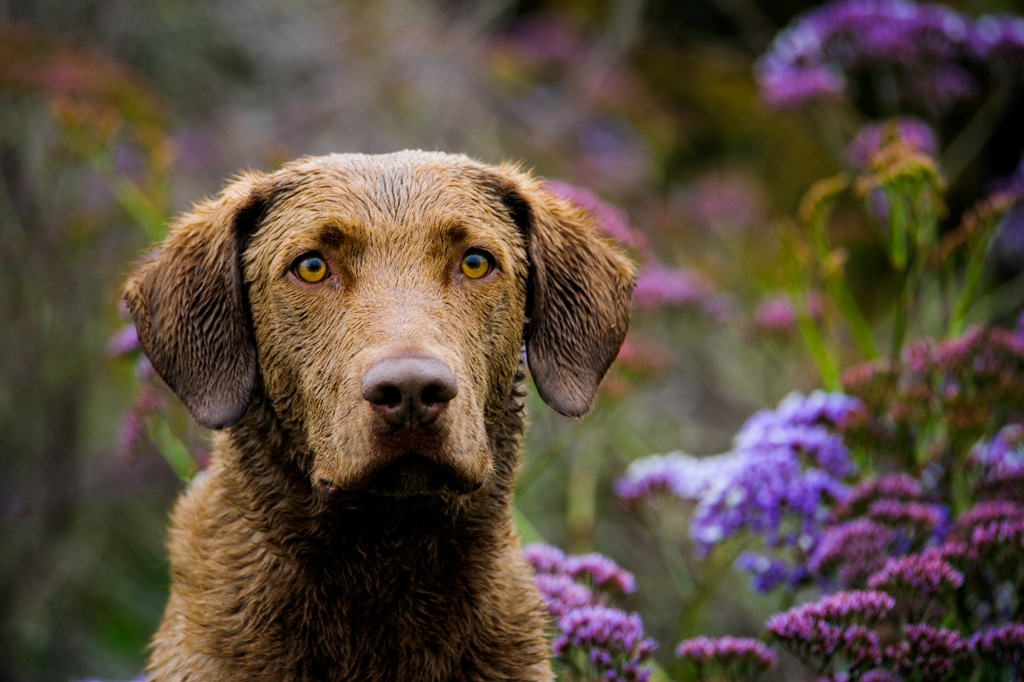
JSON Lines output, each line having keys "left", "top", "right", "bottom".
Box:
{"left": 969, "top": 14, "right": 1024, "bottom": 63}
{"left": 847, "top": 117, "right": 938, "bottom": 171}
{"left": 618, "top": 392, "right": 859, "bottom": 590}
{"left": 544, "top": 180, "right": 646, "bottom": 250}
{"left": 970, "top": 424, "right": 1024, "bottom": 500}
{"left": 117, "top": 387, "right": 164, "bottom": 460}
{"left": 884, "top": 624, "right": 969, "bottom": 679}
{"left": 797, "top": 590, "right": 898, "bottom": 624}
{"left": 672, "top": 171, "right": 766, "bottom": 233}
{"left": 867, "top": 554, "right": 963, "bottom": 622}
{"left": 810, "top": 519, "right": 894, "bottom": 587}
{"left": 675, "top": 636, "right": 778, "bottom": 676}
{"left": 766, "top": 591, "right": 895, "bottom": 671}
{"left": 866, "top": 499, "right": 947, "bottom": 545}
{"left": 736, "top": 552, "right": 795, "bottom": 594}
{"left": 553, "top": 605, "right": 656, "bottom": 682}
{"left": 751, "top": 295, "right": 799, "bottom": 336}
{"left": 107, "top": 323, "right": 140, "bottom": 357}
{"left": 526, "top": 543, "right": 650, "bottom": 680}
{"left": 757, "top": 64, "right": 846, "bottom": 109}
{"left": 832, "top": 472, "right": 923, "bottom": 522}
{"left": 755, "top": 0, "right": 985, "bottom": 114}
{"left": 614, "top": 450, "right": 745, "bottom": 504}
{"left": 971, "top": 622, "right": 1024, "bottom": 669}
{"left": 562, "top": 553, "right": 637, "bottom": 596}
{"left": 523, "top": 543, "right": 567, "bottom": 574}
{"left": 534, "top": 573, "right": 595, "bottom": 618}
{"left": 867, "top": 554, "right": 964, "bottom": 594}
{"left": 632, "top": 263, "right": 729, "bottom": 319}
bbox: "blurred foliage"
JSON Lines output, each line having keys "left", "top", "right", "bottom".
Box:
{"left": 1, "top": 0, "right": 1022, "bottom": 680}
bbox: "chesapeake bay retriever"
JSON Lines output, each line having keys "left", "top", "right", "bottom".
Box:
{"left": 124, "top": 151, "right": 635, "bottom": 681}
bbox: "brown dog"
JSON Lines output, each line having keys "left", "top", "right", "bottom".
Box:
{"left": 124, "top": 151, "right": 635, "bottom": 681}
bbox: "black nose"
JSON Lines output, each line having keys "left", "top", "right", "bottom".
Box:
{"left": 361, "top": 355, "right": 458, "bottom": 427}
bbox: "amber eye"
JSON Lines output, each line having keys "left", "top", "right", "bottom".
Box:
{"left": 294, "top": 254, "right": 329, "bottom": 283}
{"left": 460, "top": 250, "right": 492, "bottom": 279}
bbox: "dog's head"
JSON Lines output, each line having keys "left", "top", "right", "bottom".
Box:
{"left": 124, "top": 152, "right": 634, "bottom": 498}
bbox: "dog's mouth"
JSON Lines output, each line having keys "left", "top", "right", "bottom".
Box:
{"left": 353, "top": 453, "right": 484, "bottom": 498}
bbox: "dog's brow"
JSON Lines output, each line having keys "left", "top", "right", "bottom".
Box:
{"left": 318, "top": 222, "right": 360, "bottom": 249}
{"left": 437, "top": 220, "right": 469, "bottom": 245}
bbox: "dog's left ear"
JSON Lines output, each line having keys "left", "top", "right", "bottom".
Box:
{"left": 488, "top": 166, "right": 636, "bottom": 418}
{"left": 123, "top": 172, "right": 280, "bottom": 430}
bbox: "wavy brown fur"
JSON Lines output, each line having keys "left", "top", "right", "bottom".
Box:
{"left": 124, "top": 151, "right": 635, "bottom": 681}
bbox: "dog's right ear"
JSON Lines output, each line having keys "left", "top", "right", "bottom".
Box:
{"left": 123, "top": 172, "right": 278, "bottom": 430}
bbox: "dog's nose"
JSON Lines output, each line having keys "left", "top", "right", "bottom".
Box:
{"left": 361, "top": 355, "right": 458, "bottom": 427}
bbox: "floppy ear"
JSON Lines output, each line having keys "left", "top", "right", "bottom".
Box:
{"left": 491, "top": 166, "right": 636, "bottom": 418}
{"left": 123, "top": 172, "right": 278, "bottom": 430}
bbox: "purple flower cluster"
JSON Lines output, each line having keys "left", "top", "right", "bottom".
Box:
{"left": 617, "top": 392, "right": 860, "bottom": 591}
{"left": 887, "top": 624, "right": 970, "bottom": 679}
{"left": 524, "top": 544, "right": 653, "bottom": 682}
{"left": 969, "top": 424, "right": 1024, "bottom": 501}
{"left": 524, "top": 543, "right": 637, "bottom": 596}
{"left": 756, "top": 0, "right": 1024, "bottom": 113}
{"left": 846, "top": 118, "right": 938, "bottom": 171}
{"left": 675, "top": 636, "right": 778, "bottom": 679}
{"left": 954, "top": 500, "right": 1024, "bottom": 536}
{"left": 809, "top": 519, "right": 895, "bottom": 588}
{"left": 544, "top": 180, "right": 647, "bottom": 250}
{"left": 971, "top": 622, "right": 1024, "bottom": 670}
{"left": 672, "top": 171, "right": 766, "bottom": 234}
{"left": 632, "top": 263, "right": 732, "bottom": 320}
{"left": 843, "top": 324, "right": 1024, "bottom": 465}
{"left": 766, "top": 590, "right": 893, "bottom": 673}
{"left": 865, "top": 499, "right": 947, "bottom": 541}
{"left": 832, "top": 472, "right": 923, "bottom": 521}
{"left": 866, "top": 554, "right": 963, "bottom": 621}
{"left": 552, "top": 606, "right": 655, "bottom": 682}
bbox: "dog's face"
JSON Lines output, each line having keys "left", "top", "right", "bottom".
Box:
{"left": 125, "top": 152, "right": 634, "bottom": 498}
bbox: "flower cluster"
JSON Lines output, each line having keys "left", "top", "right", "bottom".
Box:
{"left": 756, "top": 0, "right": 1024, "bottom": 113}
{"left": 767, "top": 458, "right": 1024, "bottom": 677}
{"left": 842, "top": 323, "right": 1024, "bottom": 467}
{"left": 617, "top": 391, "right": 860, "bottom": 591}
{"left": 632, "top": 263, "right": 732, "bottom": 320}
{"left": 971, "top": 623, "right": 1024, "bottom": 670}
{"left": 968, "top": 425, "right": 1024, "bottom": 501}
{"left": 545, "top": 180, "right": 647, "bottom": 250}
{"left": 846, "top": 118, "right": 937, "bottom": 172}
{"left": 766, "top": 590, "right": 893, "bottom": 675}
{"left": 674, "top": 636, "right": 778, "bottom": 681}
{"left": 524, "top": 544, "right": 654, "bottom": 682}
{"left": 866, "top": 554, "right": 963, "bottom": 622}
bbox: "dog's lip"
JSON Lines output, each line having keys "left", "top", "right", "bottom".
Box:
{"left": 352, "top": 452, "right": 485, "bottom": 498}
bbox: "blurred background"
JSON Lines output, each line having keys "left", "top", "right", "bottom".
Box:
{"left": 2, "top": 0, "right": 1022, "bottom": 680}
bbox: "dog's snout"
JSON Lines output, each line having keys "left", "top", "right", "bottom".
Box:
{"left": 361, "top": 356, "right": 458, "bottom": 427}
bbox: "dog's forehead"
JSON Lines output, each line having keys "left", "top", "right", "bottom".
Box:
{"left": 256, "top": 153, "right": 519, "bottom": 245}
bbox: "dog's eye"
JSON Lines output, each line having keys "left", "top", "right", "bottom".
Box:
{"left": 460, "top": 250, "right": 492, "bottom": 280}
{"left": 294, "top": 254, "right": 329, "bottom": 283}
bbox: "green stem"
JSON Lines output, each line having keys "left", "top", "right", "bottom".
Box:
{"left": 805, "top": 209, "right": 878, "bottom": 360}
{"left": 963, "top": 265, "right": 1024, "bottom": 328}
{"left": 87, "top": 153, "right": 167, "bottom": 239}
{"left": 823, "top": 271, "right": 879, "bottom": 360}
{"left": 949, "top": 239, "right": 994, "bottom": 337}
{"left": 149, "top": 419, "right": 198, "bottom": 484}
{"left": 941, "top": 79, "right": 1014, "bottom": 186}
{"left": 793, "top": 290, "right": 841, "bottom": 390}
{"left": 640, "top": 507, "right": 696, "bottom": 599}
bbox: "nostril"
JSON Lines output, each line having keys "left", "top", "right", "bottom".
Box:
{"left": 361, "top": 355, "right": 458, "bottom": 427}
{"left": 365, "top": 383, "right": 403, "bottom": 408}
{"left": 421, "top": 380, "right": 456, "bottom": 406}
